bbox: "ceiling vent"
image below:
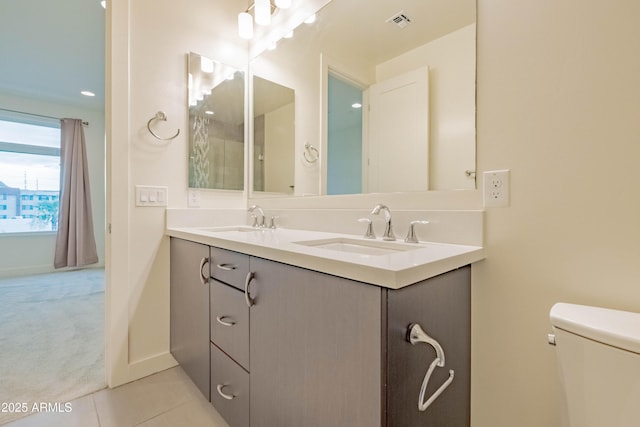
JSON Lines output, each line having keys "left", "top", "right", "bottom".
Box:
{"left": 386, "top": 11, "right": 412, "bottom": 29}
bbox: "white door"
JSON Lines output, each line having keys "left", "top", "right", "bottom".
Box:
{"left": 367, "top": 67, "right": 429, "bottom": 193}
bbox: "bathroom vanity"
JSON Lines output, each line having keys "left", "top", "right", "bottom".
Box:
{"left": 168, "top": 226, "right": 483, "bottom": 427}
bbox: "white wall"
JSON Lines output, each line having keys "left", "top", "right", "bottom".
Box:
{"left": 0, "top": 93, "right": 105, "bottom": 278}
{"left": 114, "top": 2, "right": 640, "bottom": 427}
{"left": 264, "top": 102, "right": 295, "bottom": 193}
{"left": 471, "top": 1, "right": 640, "bottom": 425}
{"left": 107, "top": 0, "right": 247, "bottom": 386}
{"left": 376, "top": 24, "right": 476, "bottom": 191}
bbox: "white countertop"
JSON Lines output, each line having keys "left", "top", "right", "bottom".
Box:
{"left": 166, "top": 226, "right": 485, "bottom": 289}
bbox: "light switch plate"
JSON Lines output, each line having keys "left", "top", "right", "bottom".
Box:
{"left": 135, "top": 185, "right": 168, "bottom": 207}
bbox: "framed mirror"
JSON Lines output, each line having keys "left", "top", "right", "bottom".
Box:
{"left": 188, "top": 52, "right": 245, "bottom": 190}
{"left": 249, "top": 0, "right": 476, "bottom": 197}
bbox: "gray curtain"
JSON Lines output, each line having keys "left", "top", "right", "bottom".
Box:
{"left": 54, "top": 118, "right": 98, "bottom": 269}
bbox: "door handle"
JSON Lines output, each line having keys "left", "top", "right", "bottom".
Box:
{"left": 198, "top": 257, "right": 209, "bottom": 285}
{"left": 216, "top": 316, "right": 236, "bottom": 327}
{"left": 244, "top": 272, "right": 255, "bottom": 307}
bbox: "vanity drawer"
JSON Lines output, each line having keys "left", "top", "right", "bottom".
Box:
{"left": 210, "top": 279, "right": 249, "bottom": 369}
{"left": 211, "top": 343, "right": 249, "bottom": 427}
{"left": 210, "top": 247, "right": 250, "bottom": 291}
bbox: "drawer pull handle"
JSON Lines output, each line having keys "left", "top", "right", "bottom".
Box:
{"left": 216, "top": 316, "right": 236, "bottom": 327}
{"left": 199, "top": 257, "right": 209, "bottom": 285}
{"left": 407, "top": 323, "right": 455, "bottom": 412}
{"left": 216, "top": 384, "right": 236, "bottom": 400}
{"left": 217, "top": 263, "right": 237, "bottom": 271}
{"left": 244, "top": 272, "right": 255, "bottom": 307}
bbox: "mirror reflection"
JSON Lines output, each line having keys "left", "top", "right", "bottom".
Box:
{"left": 249, "top": 0, "right": 476, "bottom": 197}
{"left": 188, "top": 52, "right": 245, "bottom": 190}
{"left": 252, "top": 76, "right": 295, "bottom": 194}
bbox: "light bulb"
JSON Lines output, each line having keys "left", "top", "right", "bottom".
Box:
{"left": 275, "top": 0, "right": 291, "bottom": 9}
{"left": 238, "top": 12, "right": 254, "bottom": 39}
{"left": 200, "top": 57, "right": 214, "bottom": 73}
{"left": 255, "top": 0, "right": 271, "bottom": 26}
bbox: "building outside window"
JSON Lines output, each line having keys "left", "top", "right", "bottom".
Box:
{"left": 0, "top": 111, "right": 61, "bottom": 233}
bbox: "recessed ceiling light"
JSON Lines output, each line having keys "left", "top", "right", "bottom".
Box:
{"left": 81, "top": 91, "right": 96, "bottom": 97}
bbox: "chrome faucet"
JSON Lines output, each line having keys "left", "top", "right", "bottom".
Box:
{"left": 248, "top": 204, "right": 265, "bottom": 228}
{"left": 371, "top": 203, "right": 395, "bottom": 241}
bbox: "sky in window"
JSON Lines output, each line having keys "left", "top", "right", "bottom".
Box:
{"left": 0, "top": 120, "right": 61, "bottom": 191}
{"left": 0, "top": 152, "right": 60, "bottom": 191}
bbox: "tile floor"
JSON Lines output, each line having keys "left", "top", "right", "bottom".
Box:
{"left": 2, "top": 367, "right": 230, "bottom": 427}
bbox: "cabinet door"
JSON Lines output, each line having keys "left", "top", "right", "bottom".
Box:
{"left": 249, "top": 257, "right": 383, "bottom": 427}
{"left": 210, "top": 279, "right": 249, "bottom": 369}
{"left": 211, "top": 343, "right": 250, "bottom": 427}
{"left": 386, "top": 266, "right": 471, "bottom": 427}
{"left": 170, "top": 238, "right": 210, "bottom": 399}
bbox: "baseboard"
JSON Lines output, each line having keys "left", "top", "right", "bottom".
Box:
{"left": 0, "top": 263, "right": 106, "bottom": 279}
{"left": 123, "top": 352, "right": 178, "bottom": 386}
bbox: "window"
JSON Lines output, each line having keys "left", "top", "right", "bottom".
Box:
{"left": 0, "top": 111, "right": 60, "bottom": 233}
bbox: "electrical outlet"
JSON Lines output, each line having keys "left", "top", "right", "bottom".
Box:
{"left": 188, "top": 189, "right": 201, "bottom": 208}
{"left": 483, "top": 170, "right": 510, "bottom": 207}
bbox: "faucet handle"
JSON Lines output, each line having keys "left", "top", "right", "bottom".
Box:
{"left": 405, "top": 220, "right": 429, "bottom": 243}
{"left": 358, "top": 218, "right": 376, "bottom": 239}
{"left": 250, "top": 214, "right": 259, "bottom": 228}
{"left": 268, "top": 215, "right": 279, "bottom": 229}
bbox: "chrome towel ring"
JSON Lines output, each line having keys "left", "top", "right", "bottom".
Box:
{"left": 303, "top": 143, "right": 319, "bottom": 163}
{"left": 147, "top": 111, "right": 180, "bottom": 141}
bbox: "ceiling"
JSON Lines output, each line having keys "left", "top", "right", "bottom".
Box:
{"left": 0, "top": 0, "right": 105, "bottom": 111}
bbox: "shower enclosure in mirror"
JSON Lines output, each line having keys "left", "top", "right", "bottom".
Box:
{"left": 188, "top": 52, "right": 245, "bottom": 190}
{"left": 249, "top": 0, "right": 476, "bottom": 197}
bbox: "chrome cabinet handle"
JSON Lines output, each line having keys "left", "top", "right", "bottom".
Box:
{"left": 198, "top": 257, "right": 209, "bottom": 285}
{"left": 244, "top": 272, "right": 255, "bottom": 307}
{"left": 216, "top": 384, "right": 235, "bottom": 400}
{"left": 216, "top": 263, "right": 237, "bottom": 271}
{"left": 407, "top": 323, "right": 455, "bottom": 412}
{"left": 216, "top": 316, "right": 236, "bottom": 327}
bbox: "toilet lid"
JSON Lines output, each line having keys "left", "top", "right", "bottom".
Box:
{"left": 550, "top": 302, "right": 640, "bottom": 354}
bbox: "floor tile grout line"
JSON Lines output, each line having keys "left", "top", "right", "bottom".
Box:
{"left": 130, "top": 399, "right": 198, "bottom": 426}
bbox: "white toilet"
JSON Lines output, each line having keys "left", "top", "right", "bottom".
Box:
{"left": 549, "top": 302, "right": 640, "bottom": 427}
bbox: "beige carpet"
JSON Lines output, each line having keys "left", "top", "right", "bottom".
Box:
{"left": 0, "top": 269, "right": 105, "bottom": 425}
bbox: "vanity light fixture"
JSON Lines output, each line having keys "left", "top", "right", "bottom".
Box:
{"left": 275, "top": 0, "right": 291, "bottom": 8}
{"left": 200, "top": 56, "right": 214, "bottom": 73}
{"left": 237, "top": 0, "right": 291, "bottom": 40}
{"left": 254, "top": 0, "right": 271, "bottom": 26}
{"left": 238, "top": 12, "right": 254, "bottom": 39}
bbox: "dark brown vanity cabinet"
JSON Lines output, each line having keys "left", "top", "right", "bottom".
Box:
{"left": 170, "top": 237, "right": 471, "bottom": 427}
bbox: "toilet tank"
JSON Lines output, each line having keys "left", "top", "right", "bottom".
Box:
{"left": 550, "top": 303, "right": 640, "bottom": 427}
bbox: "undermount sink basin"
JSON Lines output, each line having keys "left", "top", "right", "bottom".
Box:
{"left": 195, "top": 226, "right": 259, "bottom": 233}
{"left": 293, "top": 237, "right": 418, "bottom": 256}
